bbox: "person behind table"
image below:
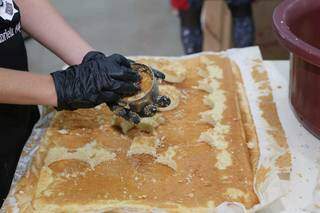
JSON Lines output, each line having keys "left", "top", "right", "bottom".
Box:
{"left": 171, "top": 0, "right": 255, "bottom": 54}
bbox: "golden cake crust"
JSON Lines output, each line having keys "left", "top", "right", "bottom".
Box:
{"left": 4, "top": 54, "right": 291, "bottom": 213}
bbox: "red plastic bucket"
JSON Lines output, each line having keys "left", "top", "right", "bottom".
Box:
{"left": 273, "top": 0, "right": 320, "bottom": 138}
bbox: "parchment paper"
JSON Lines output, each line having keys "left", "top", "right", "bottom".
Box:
{"left": 2, "top": 47, "right": 292, "bottom": 213}
{"left": 263, "top": 60, "right": 320, "bottom": 213}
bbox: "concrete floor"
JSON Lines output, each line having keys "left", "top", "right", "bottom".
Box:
{"left": 26, "top": 0, "right": 183, "bottom": 74}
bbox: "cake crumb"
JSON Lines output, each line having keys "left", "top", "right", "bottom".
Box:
{"left": 187, "top": 193, "right": 194, "bottom": 198}
{"left": 138, "top": 195, "right": 147, "bottom": 199}
{"left": 58, "top": 129, "right": 68, "bottom": 135}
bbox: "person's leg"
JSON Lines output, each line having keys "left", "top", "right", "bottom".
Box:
{"left": 178, "top": 0, "right": 203, "bottom": 54}
{"left": 226, "top": 0, "right": 254, "bottom": 47}
{"left": 0, "top": 153, "right": 21, "bottom": 207}
{"left": 0, "top": 107, "right": 39, "bottom": 207}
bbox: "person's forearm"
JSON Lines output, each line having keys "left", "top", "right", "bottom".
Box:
{"left": 15, "top": 0, "right": 94, "bottom": 65}
{"left": 0, "top": 68, "right": 57, "bottom": 106}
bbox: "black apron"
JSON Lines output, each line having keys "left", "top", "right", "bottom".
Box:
{"left": 0, "top": 1, "right": 39, "bottom": 206}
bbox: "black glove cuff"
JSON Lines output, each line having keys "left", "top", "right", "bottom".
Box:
{"left": 50, "top": 71, "right": 67, "bottom": 111}
{"left": 50, "top": 70, "right": 78, "bottom": 111}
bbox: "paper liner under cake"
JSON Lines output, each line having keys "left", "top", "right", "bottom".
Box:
{"left": 2, "top": 47, "right": 291, "bottom": 213}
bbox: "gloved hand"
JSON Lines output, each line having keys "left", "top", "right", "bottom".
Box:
{"left": 107, "top": 63, "right": 171, "bottom": 120}
{"left": 51, "top": 51, "right": 140, "bottom": 112}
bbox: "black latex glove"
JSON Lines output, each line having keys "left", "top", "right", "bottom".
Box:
{"left": 107, "top": 103, "right": 141, "bottom": 124}
{"left": 105, "top": 62, "right": 171, "bottom": 121}
{"left": 116, "top": 59, "right": 171, "bottom": 118}
{"left": 51, "top": 51, "right": 140, "bottom": 111}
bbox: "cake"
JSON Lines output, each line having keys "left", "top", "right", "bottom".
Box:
{"left": 4, "top": 53, "right": 289, "bottom": 212}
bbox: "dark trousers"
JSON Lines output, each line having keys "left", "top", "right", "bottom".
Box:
{"left": 0, "top": 106, "right": 39, "bottom": 207}
{"left": 0, "top": 151, "right": 23, "bottom": 206}
{"left": 178, "top": 0, "right": 254, "bottom": 54}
